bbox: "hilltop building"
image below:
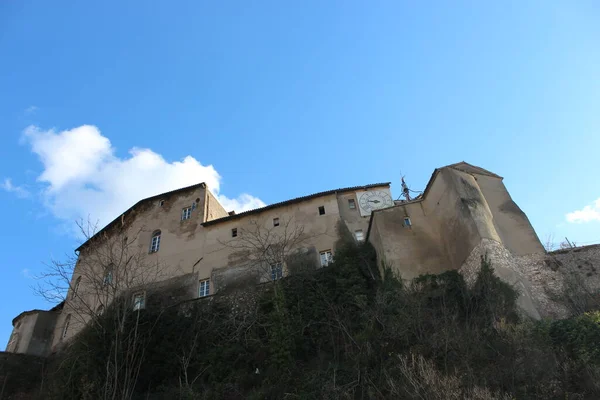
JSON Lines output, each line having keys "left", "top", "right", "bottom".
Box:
{"left": 8, "top": 162, "right": 594, "bottom": 357}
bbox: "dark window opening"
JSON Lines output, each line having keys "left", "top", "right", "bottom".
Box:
{"left": 232, "top": 228, "right": 238, "bottom": 237}
{"left": 318, "top": 206, "right": 325, "bottom": 215}
{"left": 273, "top": 218, "right": 280, "bottom": 227}
{"left": 62, "top": 314, "right": 71, "bottom": 340}
{"left": 133, "top": 293, "right": 145, "bottom": 311}
{"left": 271, "top": 263, "right": 283, "bottom": 281}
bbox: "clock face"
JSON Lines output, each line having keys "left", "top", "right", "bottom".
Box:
{"left": 358, "top": 190, "right": 393, "bottom": 215}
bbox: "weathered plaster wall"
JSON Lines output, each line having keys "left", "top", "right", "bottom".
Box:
{"left": 134, "top": 185, "right": 208, "bottom": 276}
{"left": 337, "top": 190, "right": 375, "bottom": 238}
{"left": 368, "top": 168, "right": 488, "bottom": 279}
{"left": 202, "top": 194, "right": 344, "bottom": 290}
{"left": 7, "top": 313, "right": 37, "bottom": 354}
{"left": 43, "top": 185, "right": 388, "bottom": 352}
{"left": 7, "top": 311, "right": 58, "bottom": 357}
{"left": 205, "top": 190, "right": 230, "bottom": 222}
{"left": 52, "top": 185, "right": 209, "bottom": 350}
{"left": 368, "top": 167, "right": 545, "bottom": 319}
{"left": 427, "top": 169, "right": 487, "bottom": 270}
{"left": 369, "top": 201, "right": 447, "bottom": 279}
{"left": 27, "top": 311, "right": 58, "bottom": 357}
{"left": 475, "top": 174, "right": 544, "bottom": 255}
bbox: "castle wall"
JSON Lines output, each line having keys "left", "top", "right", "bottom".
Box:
{"left": 27, "top": 311, "right": 58, "bottom": 357}
{"left": 509, "top": 244, "right": 600, "bottom": 318}
{"left": 45, "top": 184, "right": 388, "bottom": 351}
{"left": 8, "top": 161, "right": 575, "bottom": 355}
{"left": 7, "top": 311, "right": 58, "bottom": 357}
{"left": 205, "top": 190, "right": 230, "bottom": 222}
{"left": 6, "top": 313, "right": 37, "bottom": 354}
{"left": 475, "top": 174, "right": 544, "bottom": 256}
{"left": 337, "top": 189, "right": 377, "bottom": 239}
{"left": 52, "top": 184, "right": 209, "bottom": 349}
{"left": 369, "top": 167, "right": 544, "bottom": 319}
{"left": 202, "top": 191, "right": 378, "bottom": 288}
{"left": 368, "top": 168, "right": 487, "bottom": 279}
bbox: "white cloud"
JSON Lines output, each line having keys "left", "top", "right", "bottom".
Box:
{"left": 21, "top": 268, "right": 34, "bottom": 279}
{"left": 21, "top": 125, "right": 265, "bottom": 231}
{"left": 218, "top": 193, "right": 267, "bottom": 213}
{"left": 1, "top": 178, "right": 30, "bottom": 198}
{"left": 566, "top": 198, "right": 600, "bottom": 223}
{"left": 25, "top": 105, "right": 38, "bottom": 114}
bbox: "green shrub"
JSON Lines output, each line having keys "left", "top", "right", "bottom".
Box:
{"left": 20, "top": 246, "right": 600, "bottom": 399}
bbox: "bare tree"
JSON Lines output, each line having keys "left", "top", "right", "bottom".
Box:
{"left": 218, "top": 216, "right": 319, "bottom": 288}
{"left": 35, "top": 218, "right": 171, "bottom": 400}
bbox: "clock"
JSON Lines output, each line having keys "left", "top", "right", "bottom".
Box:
{"left": 358, "top": 190, "right": 394, "bottom": 216}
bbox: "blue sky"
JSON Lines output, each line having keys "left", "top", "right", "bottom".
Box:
{"left": 1, "top": 1, "right": 599, "bottom": 347}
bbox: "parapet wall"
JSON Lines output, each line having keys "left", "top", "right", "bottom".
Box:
{"left": 512, "top": 244, "right": 600, "bottom": 318}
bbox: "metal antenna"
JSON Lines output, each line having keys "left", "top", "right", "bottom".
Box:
{"left": 401, "top": 176, "right": 411, "bottom": 201}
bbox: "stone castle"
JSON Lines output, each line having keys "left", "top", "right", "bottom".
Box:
{"left": 5, "top": 162, "right": 600, "bottom": 356}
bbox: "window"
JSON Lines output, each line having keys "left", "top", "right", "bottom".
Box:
{"left": 354, "top": 230, "right": 364, "bottom": 242}
{"left": 318, "top": 206, "right": 325, "bottom": 215}
{"left": 181, "top": 206, "right": 192, "bottom": 221}
{"left": 133, "top": 293, "right": 145, "bottom": 311}
{"left": 320, "top": 250, "right": 333, "bottom": 267}
{"left": 72, "top": 276, "right": 81, "bottom": 299}
{"left": 271, "top": 263, "right": 283, "bottom": 281}
{"left": 348, "top": 199, "right": 356, "bottom": 210}
{"left": 103, "top": 269, "right": 113, "bottom": 286}
{"left": 150, "top": 230, "right": 161, "bottom": 253}
{"left": 199, "top": 279, "right": 210, "bottom": 297}
{"left": 273, "top": 217, "right": 280, "bottom": 227}
{"left": 404, "top": 217, "right": 412, "bottom": 227}
{"left": 159, "top": 200, "right": 165, "bottom": 207}
{"left": 62, "top": 314, "right": 71, "bottom": 340}
{"left": 97, "top": 305, "right": 105, "bottom": 316}
{"left": 231, "top": 228, "right": 238, "bottom": 238}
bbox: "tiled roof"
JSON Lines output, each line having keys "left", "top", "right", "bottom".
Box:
{"left": 202, "top": 182, "right": 391, "bottom": 226}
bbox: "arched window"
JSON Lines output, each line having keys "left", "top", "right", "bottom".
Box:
{"left": 62, "top": 314, "right": 71, "bottom": 340}
{"left": 97, "top": 305, "right": 105, "bottom": 316}
{"left": 72, "top": 276, "right": 81, "bottom": 299}
{"left": 150, "top": 230, "right": 161, "bottom": 253}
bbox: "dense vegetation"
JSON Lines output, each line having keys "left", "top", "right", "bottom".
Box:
{"left": 5, "top": 239, "right": 600, "bottom": 399}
